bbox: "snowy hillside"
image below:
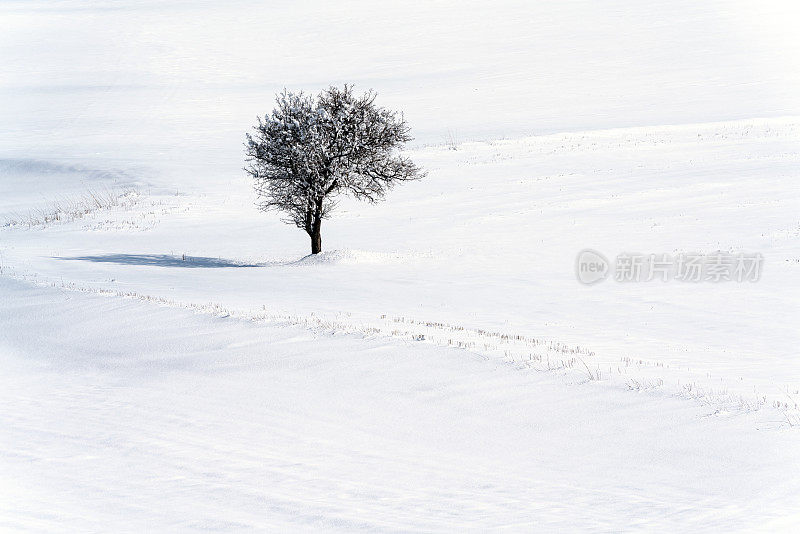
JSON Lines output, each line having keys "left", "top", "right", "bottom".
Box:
{"left": 2, "top": 0, "right": 800, "bottom": 531}
{"left": 3, "top": 276, "right": 800, "bottom": 531}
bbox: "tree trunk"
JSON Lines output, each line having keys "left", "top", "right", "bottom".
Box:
{"left": 310, "top": 227, "right": 322, "bottom": 254}
{"left": 310, "top": 210, "right": 322, "bottom": 254}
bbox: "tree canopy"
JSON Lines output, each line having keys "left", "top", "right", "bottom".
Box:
{"left": 245, "top": 85, "right": 424, "bottom": 254}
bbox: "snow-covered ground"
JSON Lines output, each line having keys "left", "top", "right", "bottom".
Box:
{"left": 3, "top": 277, "right": 800, "bottom": 531}
{"left": 4, "top": 118, "right": 798, "bottom": 416}
{"left": 2, "top": 0, "right": 800, "bottom": 531}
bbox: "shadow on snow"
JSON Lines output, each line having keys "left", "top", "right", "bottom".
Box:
{"left": 56, "top": 254, "right": 263, "bottom": 268}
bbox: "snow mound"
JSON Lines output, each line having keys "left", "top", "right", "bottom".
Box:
{"left": 291, "top": 249, "right": 430, "bottom": 266}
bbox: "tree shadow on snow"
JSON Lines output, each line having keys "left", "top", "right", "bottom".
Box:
{"left": 56, "top": 254, "right": 263, "bottom": 268}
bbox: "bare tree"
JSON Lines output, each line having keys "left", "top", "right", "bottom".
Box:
{"left": 245, "top": 85, "right": 424, "bottom": 254}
